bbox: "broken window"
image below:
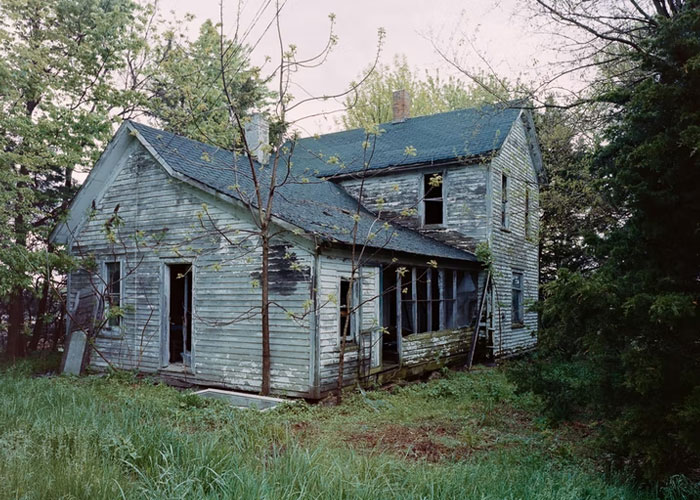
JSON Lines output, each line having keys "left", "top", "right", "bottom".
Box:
{"left": 416, "top": 268, "right": 429, "bottom": 333}
{"left": 455, "top": 271, "right": 478, "bottom": 328}
{"left": 423, "top": 172, "right": 443, "bottom": 225}
{"left": 400, "top": 270, "right": 414, "bottom": 336}
{"left": 512, "top": 271, "right": 524, "bottom": 326}
{"left": 443, "top": 270, "right": 455, "bottom": 328}
{"left": 105, "top": 261, "right": 121, "bottom": 328}
{"left": 339, "top": 277, "right": 358, "bottom": 342}
{"left": 501, "top": 173, "right": 509, "bottom": 229}
{"left": 381, "top": 267, "right": 400, "bottom": 363}
{"left": 384, "top": 266, "right": 480, "bottom": 336}
{"left": 430, "top": 270, "right": 440, "bottom": 332}
{"left": 169, "top": 264, "right": 192, "bottom": 365}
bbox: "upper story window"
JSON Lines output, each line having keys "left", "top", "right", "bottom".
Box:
{"left": 105, "top": 261, "right": 122, "bottom": 328}
{"left": 423, "top": 173, "right": 443, "bottom": 225}
{"left": 501, "top": 174, "right": 509, "bottom": 229}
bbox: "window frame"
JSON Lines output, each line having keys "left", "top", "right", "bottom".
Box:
{"left": 338, "top": 277, "right": 359, "bottom": 343}
{"left": 103, "top": 259, "right": 124, "bottom": 333}
{"left": 500, "top": 173, "right": 509, "bottom": 230}
{"left": 421, "top": 170, "right": 445, "bottom": 227}
{"left": 395, "top": 266, "right": 478, "bottom": 336}
{"left": 511, "top": 270, "right": 525, "bottom": 327}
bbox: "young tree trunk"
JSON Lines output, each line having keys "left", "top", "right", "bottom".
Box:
{"left": 260, "top": 233, "right": 271, "bottom": 395}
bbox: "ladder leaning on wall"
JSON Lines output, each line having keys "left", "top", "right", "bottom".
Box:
{"left": 467, "top": 271, "right": 494, "bottom": 370}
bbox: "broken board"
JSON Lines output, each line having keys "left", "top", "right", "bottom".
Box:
{"left": 193, "top": 388, "right": 287, "bottom": 410}
{"left": 61, "top": 329, "right": 88, "bottom": 375}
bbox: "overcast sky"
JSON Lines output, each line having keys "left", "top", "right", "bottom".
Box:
{"left": 165, "top": 0, "right": 549, "bottom": 135}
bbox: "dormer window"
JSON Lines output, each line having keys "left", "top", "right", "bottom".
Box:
{"left": 423, "top": 173, "right": 443, "bottom": 225}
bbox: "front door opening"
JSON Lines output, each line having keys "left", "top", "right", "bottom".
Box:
{"left": 169, "top": 264, "right": 192, "bottom": 366}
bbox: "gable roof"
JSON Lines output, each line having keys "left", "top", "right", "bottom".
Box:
{"left": 120, "top": 122, "right": 479, "bottom": 263}
{"left": 54, "top": 102, "right": 537, "bottom": 264}
{"left": 292, "top": 102, "right": 523, "bottom": 177}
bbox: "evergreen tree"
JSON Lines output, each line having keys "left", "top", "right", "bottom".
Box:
{"left": 528, "top": 0, "right": 700, "bottom": 480}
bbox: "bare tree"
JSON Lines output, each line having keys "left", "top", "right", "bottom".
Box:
{"left": 208, "top": 0, "right": 385, "bottom": 395}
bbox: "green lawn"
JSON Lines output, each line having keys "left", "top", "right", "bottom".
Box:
{"left": 0, "top": 356, "right": 661, "bottom": 500}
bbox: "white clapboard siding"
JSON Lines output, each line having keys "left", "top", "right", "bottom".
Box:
{"left": 69, "top": 144, "right": 313, "bottom": 396}
{"left": 317, "top": 255, "right": 380, "bottom": 392}
{"left": 488, "top": 114, "right": 540, "bottom": 356}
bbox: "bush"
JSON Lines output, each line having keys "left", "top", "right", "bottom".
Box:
{"left": 508, "top": 356, "right": 597, "bottom": 422}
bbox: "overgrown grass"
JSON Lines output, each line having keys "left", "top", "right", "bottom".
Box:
{"left": 0, "top": 356, "right": 670, "bottom": 499}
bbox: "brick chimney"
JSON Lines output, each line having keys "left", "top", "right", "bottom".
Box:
{"left": 243, "top": 113, "right": 269, "bottom": 164}
{"left": 392, "top": 89, "right": 411, "bottom": 122}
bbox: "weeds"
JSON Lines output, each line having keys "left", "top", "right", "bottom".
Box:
{"left": 0, "top": 359, "right": 667, "bottom": 499}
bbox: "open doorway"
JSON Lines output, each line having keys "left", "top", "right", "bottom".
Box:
{"left": 168, "top": 264, "right": 192, "bottom": 366}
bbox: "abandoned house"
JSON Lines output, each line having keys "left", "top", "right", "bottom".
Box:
{"left": 51, "top": 93, "right": 543, "bottom": 399}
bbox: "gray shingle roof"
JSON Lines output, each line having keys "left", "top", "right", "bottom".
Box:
{"left": 292, "top": 103, "right": 522, "bottom": 177}
{"left": 128, "top": 121, "right": 479, "bottom": 263}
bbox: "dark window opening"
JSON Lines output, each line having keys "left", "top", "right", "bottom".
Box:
{"left": 430, "top": 271, "right": 441, "bottom": 332}
{"left": 423, "top": 173, "right": 443, "bottom": 225}
{"left": 400, "top": 272, "right": 414, "bottom": 336}
{"left": 443, "top": 271, "right": 455, "bottom": 328}
{"left": 501, "top": 174, "right": 509, "bottom": 229}
{"left": 416, "top": 268, "right": 428, "bottom": 333}
{"left": 381, "top": 265, "right": 480, "bottom": 338}
{"left": 169, "top": 264, "right": 192, "bottom": 365}
{"left": 512, "top": 271, "right": 524, "bottom": 326}
{"left": 105, "top": 262, "right": 121, "bottom": 328}
{"left": 339, "top": 278, "right": 351, "bottom": 340}
{"left": 455, "top": 271, "right": 478, "bottom": 328}
{"left": 381, "top": 267, "right": 399, "bottom": 364}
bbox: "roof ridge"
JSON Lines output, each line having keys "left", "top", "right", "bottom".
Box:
{"left": 128, "top": 120, "right": 236, "bottom": 155}
{"left": 296, "top": 99, "right": 523, "bottom": 141}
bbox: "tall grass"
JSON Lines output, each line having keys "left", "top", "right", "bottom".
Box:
{"left": 0, "top": 359, "right": 663, "bottom": 500}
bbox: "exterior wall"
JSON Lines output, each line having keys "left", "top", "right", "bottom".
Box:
{"left": 401, "top": 328, "right": 473, "bottom": 367}
{"left": 316, "top": 254, "right": 380, "bottom": 395}
{"left": 339, "top": 163, "right": 490, "bottom": 252}
{"left": 487, "top": 114, "right": 540, "bottom": 355}
{"left": 67, "top": 143, "right": 314, "bottom": 396}
{"left": 337, "top": 111, "right": 541, "bottom": 359}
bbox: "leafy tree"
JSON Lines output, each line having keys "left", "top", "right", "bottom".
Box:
{"left": 0, "top": 0, "right": 270, "bottom": 358}
{"left": 536, "top": 103, "right": 616, "bottom": 282}
{"left": 146, "top": 20, "right": 269, "bottom": 150}
{"left": 341, "top": 55, "right": 509, "bottom": 129}
{"left": 0, "top": 0, "right": 152, "bottom": 358}
{"left": 518, "top": 0, "right": 700, "bottom": 481}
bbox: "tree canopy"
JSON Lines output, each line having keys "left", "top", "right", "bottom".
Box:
{"left": 341, "top": 55, "right": 511, "bottom": 129}
{"left": 145, "top": 19, "right": 269, "bottom": 150}
{"left": 517, "top": 0, "right": 700, "bottom": 481}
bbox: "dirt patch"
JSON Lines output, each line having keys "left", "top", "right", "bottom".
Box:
{"left": 343, "top": 423, "right": 470, "bottom": 463}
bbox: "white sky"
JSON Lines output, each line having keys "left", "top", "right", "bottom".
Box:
{"left": 164, "top": 0, "right": 551, "bottom": 135}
